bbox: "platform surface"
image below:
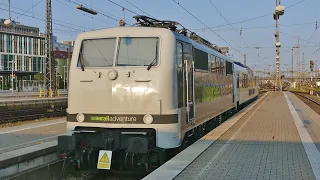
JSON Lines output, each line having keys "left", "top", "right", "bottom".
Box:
{"left": 0, "top": 118, "right": 66, "bottom": 154}
{"left": 144, "top": 92, "right": 320, "bottom": 180}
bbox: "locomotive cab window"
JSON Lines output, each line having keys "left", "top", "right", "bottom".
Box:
{"left": 77, "top": 38, "right": 116, "bottom": 68}
{"left": 116, "top": 37, "right": 159, "bottom": 67}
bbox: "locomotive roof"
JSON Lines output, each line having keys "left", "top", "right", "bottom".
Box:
{"left": 76, "top": 26, "right": 258, "bottom": 69}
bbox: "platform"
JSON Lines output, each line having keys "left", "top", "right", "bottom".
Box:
{"left": 0, "top": 118, "right": 66, "bottom": 179}
{"left": 0, "top": 118, "right": 66, "bottom": 154}
{"left": 144, "top": 92, "right": 320, "bottom": 180}
{"left": 0, "top": 96, "right": 67, "bottom": 102}
{"left": 0, "top": 91, "right": 68, "bottom": 99}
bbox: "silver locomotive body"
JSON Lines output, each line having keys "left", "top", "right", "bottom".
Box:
{"left": 58, "top": 26, "right": 258, "bottom": 171}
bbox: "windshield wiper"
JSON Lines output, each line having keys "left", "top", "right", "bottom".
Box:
{"left": 147, "top": 57, "right": 156, "bottom": 71}
{"left": 147, "top": 39, "right": 158, "bottom": 71}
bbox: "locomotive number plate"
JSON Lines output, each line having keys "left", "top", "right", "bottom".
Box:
{"left": 97, "top": 150, "right": 112, "bottom": 170}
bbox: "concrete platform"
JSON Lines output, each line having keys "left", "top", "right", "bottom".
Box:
{"left": 0, "top": 118, "right": 66, "bottom": 154}
{"left": 0, "top": 118, "right": 66, "bottom": 179}
{"left": 0, "top": 91, "right": 68, "bottom": 99}
{"left": 144, "top": 92, "right": 320, "bottom": 180}
{"left": 0, "top": 140, "right": 58, "bottom": 179}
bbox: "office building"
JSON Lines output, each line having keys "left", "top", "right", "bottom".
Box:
{"left": 0, "top": 18, "right": 73, "bottom": 91}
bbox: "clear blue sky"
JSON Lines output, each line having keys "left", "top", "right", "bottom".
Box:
{"left": 0, "top": 0, "right": 319, "bottom": 72}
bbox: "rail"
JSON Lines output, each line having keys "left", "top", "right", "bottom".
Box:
{"left": 0, "top": 109, "right": 66, "bottom": 123}
{"left": 0, "top": 98, "right": 67, "bottom": 123}
{"left": 291, "top": 92, "right": 320, "bottom": 106}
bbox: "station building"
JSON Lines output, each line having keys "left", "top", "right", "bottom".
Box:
{"left": 0, "top": 18, "right": 73, "bottom": 91}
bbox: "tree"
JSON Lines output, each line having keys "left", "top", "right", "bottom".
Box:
{"left": 34, "top": 73, "right": 44, "bottom": 80}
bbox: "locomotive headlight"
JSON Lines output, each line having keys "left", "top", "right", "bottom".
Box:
{"left": 76, "top": 113, "right": 85, "bottom": 122}
{"left": 108, "top": 70, "right": 118, "bottom": 80}
{"left": 143, "top": 114, "right": 153, "bottom": 124}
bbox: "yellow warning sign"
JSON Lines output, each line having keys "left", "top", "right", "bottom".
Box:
{"left": 97, "top": 150, "right": 112, "bottom": 170}
{"left": 99, "top": 152, "right": 110, "bottom": 163}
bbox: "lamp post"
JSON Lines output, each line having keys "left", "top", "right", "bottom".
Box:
{"left": 9, "top": 60, "right": 15, "bottom": 94}
{"left": 0, "top": 76, "right": 3, "bottom": 92}
{"left": 274, "top": 0, "right": 285, "bottom": 91}
{"left": 62, "top": 65, "right": 67, "bottom": 90}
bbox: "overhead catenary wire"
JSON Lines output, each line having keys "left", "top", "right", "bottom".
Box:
{"left": 106, "top": 0, "right": 139, "bottom": 15}
{"left": 172, "top": 0, "right": 244, "bottom": 55}
{"left": 56, "top": 0, "right": 117, "bottom": 26}
{"left": 208, "top": 0, "right": 250, "bottom": 48}
{"left": 0, "top": 6, "right": 85, "bottom": 32}
{"left": 238, "top": 46, "right": 319, "bottom": 49}
{"left": 123, "top": 0, "right": 153, "bottom": 18}
{"left": 14, "top": 0, "right": 45, "bottom": 21}
{"left": 0, "top": 1, "right": 89, "bottom": 31}
{"left": 280, "top": 31, "right": 320, "bottom": 46}
{"left": 195, "top": 0, "right": 308, "bottom": 31}
{"left": 67, "top": 0, "right": 122, "bottom": 22}
{"left": 190, "top": 22, "right": 316, "bottom": 31}
{"left": 302, "top": 21, "right": 318, "bottom": 49}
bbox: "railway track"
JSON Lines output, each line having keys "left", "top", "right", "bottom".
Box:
{"left": 291, "top": 92, "right": 320, "bottom": 115}
{"left": 0, "top": 108, "right": 66, "bottom": 123}
{"left": 0, "top": 98, "right": 67, "bottom": 123}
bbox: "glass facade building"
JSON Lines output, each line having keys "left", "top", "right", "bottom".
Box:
{"left": 0, "top": 18, "right": 74, "bottom": 91}
{"left": 0, "top": 19, "right": 46, "bottom": 73}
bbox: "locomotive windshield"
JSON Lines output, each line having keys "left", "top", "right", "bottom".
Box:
{"left": 77, "top": 38, "right": 116, "bottom": 68}
{"left": 116, "top": 37, "right": 159, "bottom": 67}
{"left": 77, "top": 37, "right": 159, "bottom": 68}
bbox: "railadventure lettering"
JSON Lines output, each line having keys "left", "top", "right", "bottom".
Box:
{"left": 90, "top": 116, "right": 137, "bottom": 122}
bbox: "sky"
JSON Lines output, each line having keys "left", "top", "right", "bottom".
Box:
{"left": 0, "top": 0, "right": 319, "bottom": 73}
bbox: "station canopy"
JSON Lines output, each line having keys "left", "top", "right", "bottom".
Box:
{"left": 0, "top": 71, "right": 39, "bottom": 76}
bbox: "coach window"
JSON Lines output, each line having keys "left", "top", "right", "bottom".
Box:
{"left": 116, "top": 37, "right": 159, "bottom": 66}
{"left": 208, "top": 54, "right": 211, "bottom": 71}
{"left": 215, "top": 57, "right": 220, "bottom": 74}
{"left": 255, "top": 76, "right": 257, "bottom": 86}
{"left": 226, "top": 61, "right": 233, "bottom": 75}
{"left": 210, "top": 55, "right": 217, "bottom": 73}
{"left": 242, "top": 74, "right": 245, "bottom": 88}
{"left": 220, "top": 58, "right": 224, "bottom": 74}
{"left": 237, "top": 74, "right": 240, "bottom": 88}
{"left": 220, "top": 58, "right": 225, "bottom": 75}
{"left": 194, "top": 48, "right": 208, "bottom": 71}
{"left": 77, "top": 38, "right": 116, "bottom": 67}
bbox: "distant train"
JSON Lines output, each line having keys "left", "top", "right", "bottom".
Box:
{"left": 58, "top": 16, "right": 259, "bottom": 173}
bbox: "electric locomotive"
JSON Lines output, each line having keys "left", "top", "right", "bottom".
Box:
{"left": 58, "top": 16, "right": 259, "bottom": 172}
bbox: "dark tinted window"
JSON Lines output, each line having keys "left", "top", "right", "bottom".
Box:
{"left": 226, "top": 61, "right": 233, "bottom": 75}
{"left": 194, "top": 48, "right": 208, "bottom": 70}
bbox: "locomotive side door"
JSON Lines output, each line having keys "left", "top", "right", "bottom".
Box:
{"left": 183, "top": 43, "right": 195, "bottom": 124}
